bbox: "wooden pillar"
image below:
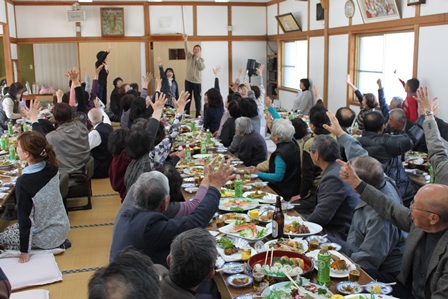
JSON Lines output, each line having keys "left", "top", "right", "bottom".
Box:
{"left": 2, "top": 24, "right": 14, "bottom": 84}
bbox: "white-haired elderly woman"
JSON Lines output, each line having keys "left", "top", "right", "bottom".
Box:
{"left": 249, "top": 118, "right": 301, "bottom": 200}
{"left": 234, "top": 117, "right": 267, "bottom": 167}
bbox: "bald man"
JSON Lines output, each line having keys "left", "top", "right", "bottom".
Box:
{"left": 87, "top": 108, "right": 113, "bottom": 178}
{"left": 339, "top": 162, "right": 448, "bottom": 299}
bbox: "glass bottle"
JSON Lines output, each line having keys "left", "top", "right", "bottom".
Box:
{"left": 429, "top": 163, "right": 435, "bottom": 183}
{"left": 272, "top": 196, "right": 285, "bottom": 239}
{"left": 317, "top": 244, "right": 331, "bottom": 287}
{"left": 185, "top": 143, "right": 191, "bottom": 161}
{"left": 206, "top": 129, "right": 211, "bottom": 144}
{"left": 7, "top": 121, "right": 13, "bottom": 135}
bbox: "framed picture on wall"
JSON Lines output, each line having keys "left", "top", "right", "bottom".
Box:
{"left": 356, "top": 0, "right": 400, "bottom": 23}
{"left": 407, "top": 0, "right": 425, "bottom": 5}
{"left": 275, "top": 13, "right": 301, "bottom": 33}
{"left": 101, "top": 8, "right": 125, "bottom": 36}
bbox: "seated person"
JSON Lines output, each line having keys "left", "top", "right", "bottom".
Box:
{"left": 87, "top": 108, "right": 113, "bottom": 178}
{"left": 0, "top": 126, "right": 70, "bottom": 263}
{"left": 89, "top": 249, "right": 161, "bottom": 299}
{"left": 108, "top": 129, "right": 131, "bottom": 202}
{"left": 220, "top": 99, "right": 241, "bottom": 147}
{"left": 386, "top": 108, "right": 427, "bottom": 153}
{"left": 203, "top": 67, "right": 224, "bottom": 134}
{"left": 335, "top": 107, "right": 356, "bottom": 132}
{"left": 155, "top": 228, "right": 219, "bottom": 299}
{"left": 234, "top": 117, "right": 267, "bottom": 167}
{"left": 304, "top": 135, "right": 360, "bottom": 249}
{"left": 249, "top": 119, "right": 301, "bottom": 200}
{"left": 1, "top": 82, "right": 26, "bottom": 124}
{"left": 37, "top": 69, "right": 90, "bottom": 174}
{"left": 110, "top": 158, "right": 233, "bottom": 266}
{"left": 339, "top": 162, "right": 448, "bottom": 299}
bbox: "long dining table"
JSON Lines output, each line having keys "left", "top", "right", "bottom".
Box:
{"left": 179, "top": 153, "right": 373, "bottom": 298}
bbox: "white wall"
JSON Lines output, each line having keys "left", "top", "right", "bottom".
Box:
{"left": 421, "top": 0, "right": 448, "bottom": 16}
{"left": 150, "top": 6, "right": 193, "bottom": 35}
{"left": 308, "top": 36, "right": 324, "bottom": 97}
{"left": 329, "top": 0, "right": 348, "bottom": 28}
{"left": 7, "top": 3, "right": 15, "bottom": 38}
{"left": 232, "top": 6, "right": 266, "bottom": 36}
{"left": 309, "top": 0, "right": 324, "bottom": 31}
{"left": 197, "top": 6, "right": 227, "bottom": 36}
{"left": 279, "top": 0, "right": 308, "bottom": 32}
{"left": 327, "top": 34, "right": 348, "bottom": 113}
{"left": 201, "top": 41, "right": 229, "bottom": 102}
{"left": 278, "top": 89, "right": 296, "bottom": 111}
{"left": 10, "top": 43, "right": 17, "bottom": 59}
{"left": 418, "top": 25, "right": 448, "bottom": 121}
{"left": 267, "top": 4, "right": 278, "bottom": 36}
{"left": 16, "top": 6, "right": 76, "bottom": 38}
{"left": 0, "top": 0, "right": 6, "bottom": 23}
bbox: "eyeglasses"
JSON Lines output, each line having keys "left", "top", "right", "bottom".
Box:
{"left": 410, "top": 200, "right": 440, "bottom": 216}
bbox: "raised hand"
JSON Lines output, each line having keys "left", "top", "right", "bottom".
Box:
{"left": 265, "top": 111, "right": 273, "bottom": 132}
{"left": 94, "top": 64, "right": 104, "bottom": 80}
{"left": 336, "top": 159, "right": 362, "bottom": 189}
{"left": 173, "top": 91, "right": 191, "bottom": 114}
{"left": 207, "top": 158, "right": 234, "bottom": 190}
{"left": 157, "top": 56, "right": 162, "bottom": 65}
{"left": 322, "top": 111, "right": 346, "bottom": 137}
{"left": 256, "top": 64, "right": 265, "bottom": 75}
{"left": 25, "top": 100, "right": 42, "bottom": 123}
{"left": 265, "top": 96, "right": 272, "bottom": 108}
{"left": 415, "top": 87, "right": 438, "bottom": 114}
{"left": 150, "top": 92, "right": 167, "bottom": 113}
{"left": 213, "top": 66, "right": 221, "bottom": 77}
{"left": 377, "top": 78, "right": 382, "bottom": 89}
{"left": 231, "top": 82, "right": 239, "bottom": 93}
{"left": 155, "top": 76, "right": 162, "bottom": 91}
{"left": 345, "top": 74, "right": 352, "bottom": 84}
{"left": 55, "top": 89, "right": 64, "bottom": 103}
{"left": 94, "top": 97, "right": 101, "bottom": 109}
{"left": 65, "top": 68, "right": 81, "bottom": 87}
{"left": 244, "top": 79, "right": 251, "bottom": 91}
{"left": 107, "top": 43, "right": 113, "bottom": 52}
{"left": 313, "top": 85, "right": 321, "bottom": 99}
{"left": 143, "top": 72, "right": 153, "bottom": 88}
{"left": 183, "top": 34, "right": 188, "bottom": 41}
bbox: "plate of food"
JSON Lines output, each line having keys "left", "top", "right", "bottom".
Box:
{"left": 243, "top": 191, "right": 278, "bottom": 204}
{"left": 216, "top": 236, "right": 255, "bottom": 262}
{"left": 336, "top": 281, "right": 363, "bottom": 295}
{"left": 222, "top": 213, "right": 250, "bottom": 224}
{"left": 0, "top": 160, "right": 13, "bottom": 170}
{"left": 364, "top": 281, "right": 393, "bottom": 295}
{"left": 192, "top": 154, "right": 214, "bottom": 159}
{"left": 219, "top": 223, "right": 271, "bottom": 241}
{"left": 284, "top": 217, "right": 323, "bottom": 237}
{"left": 183, "top": 166, "right": 204, "bottom": 175}
{"left": 260, "top": 278, "right": 333, "bottom": 299}
{"left": 306, "top": 250, "right": 355, "bottom": 278}
{"left": 344, "top": 295, "right": 398, "bottom": 299}
{"left": 184, "top": 187, "right": 198, "bottom": 194}
{"left": 220, "top": 189, "right": 235, "bottom": 198}
{"left": 219, "top": 198, "right": 259, "bottom": 212}
{"left": 219, "top": 262, "right": 246, "bottom": 274}
{"left": 247, "top": 206, "right": 275, "bottom": 223}
{"left": 322, "top": 242, "right": 342, "bottom": 251}
{"left": 176, "top": 160, "right": 191, "bottom": 168}
{"left": 264, "top": 238, "right": 308, "bottom": 253}
{"left": 226, "top": 274, "right": 253, "bottom": 288}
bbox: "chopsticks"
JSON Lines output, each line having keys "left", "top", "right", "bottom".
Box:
{"left": 282, "top": 269, "right": 300, "bottom": 290}
{"left": 216, "top": 263, "right": 246, "bottom": 272}
{"left": 358, "top": 282, "right": 397, "bottom": 287}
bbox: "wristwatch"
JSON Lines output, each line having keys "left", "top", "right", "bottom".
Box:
{"left": 425, "top": 110, "right": 434, "bottom": 116}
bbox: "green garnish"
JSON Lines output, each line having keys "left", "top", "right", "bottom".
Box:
{"left": 217, "top": 236, "right": 234, "bottom": 249}
{"left": 257, "top": 228, "right": 266, "bottom": 238}
{"left": 234, "top": 220, "right": 247, "bottom": 225}
{"left": 318, "top": 288, "right": 327, "bottom": 295}
{"left": 230, "top": 207, "right": 244, "bottom": 212}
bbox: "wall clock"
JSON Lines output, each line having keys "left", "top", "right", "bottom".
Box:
{"left": 345, "top": 0, "right": 355, "bottom": 18}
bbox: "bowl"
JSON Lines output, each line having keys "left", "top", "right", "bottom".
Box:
{"left": 247, "top": 250, "right": 314, "bottom": 281}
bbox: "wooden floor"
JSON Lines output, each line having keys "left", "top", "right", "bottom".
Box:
{"left": 6, "top": 178, "right": 122, "bottom": 299}
{"left": 5, "top": 177, "right": 232, "bottom": 299}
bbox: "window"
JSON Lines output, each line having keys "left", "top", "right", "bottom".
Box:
{"left": 282, "top": 40, "right": 308, "bottom": 89}
{"left": 356, "top": 32, "right": 414, "bottom": 103}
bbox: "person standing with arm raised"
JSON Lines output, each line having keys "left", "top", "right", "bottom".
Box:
{"left": 95, "top": 43, "right": 112, "bottom": 106}
{"left": 183, "top": 34, "right": 205, "bottom": 117}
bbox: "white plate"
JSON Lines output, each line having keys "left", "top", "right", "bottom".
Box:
{"left": 219, "top": 223, "right": 271, "bottom": 241}
{"left": 306, "top": 250, "right": 355, "bottom": 278}
{"left": 184, "top": 187, "right": 198, "bottom": 193}
{"left": 364, "top": 282, "right": 393, "bottom": 295}
{"left": 243, "top": 191, "right": 278, "bottom": 204}
{"left": 336, "top": 281, "right": 363, "bottom": 295}
{"left": 264, "top": 238, "right": 308, "bottom": 253}
{"left": 222, "top": 213, "right": 251, "bottom": 224}
{"left": 181, "top": 183, "right": 195, "bottom": 188}
{"left": 219, "top": 262, "right": 246, "bottom": 274}
{"left": 216, "top": 241, "right": 256, "bottom": 262}
{"left": 344, "top": 295, "right": 399, "bottom": 299}
{"left": 247, "top": 207, "right": 275, "bottom": 223}
{"left": 192, "top": 154, "right": 213, "bottom": 159}
{"left": 226, "top": 274, "right": 253, "bottom": 288}
{"left": 183, "top": 166, "right": 204, "bottom": 175}
{"left": 284, "top": 216, "right": 323, "bottom": 237}
{"left": 219, "top": 198, "right": 259, "bottom": 212}
{"left": 261, "top": 280, "right": 333, "bottom": 299}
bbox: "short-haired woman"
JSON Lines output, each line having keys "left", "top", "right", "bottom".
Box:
{"left": 250, "top": 118, "right": 301, "bottom": 200}
{"left": 235, "top": 117, "right": 267, "bottom": 167}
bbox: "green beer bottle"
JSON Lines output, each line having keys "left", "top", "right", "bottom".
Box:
{"left": 317, "top": 244, "right": 331, "bottom": 287}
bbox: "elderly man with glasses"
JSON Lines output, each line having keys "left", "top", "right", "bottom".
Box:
{"left": 339, "top": 162, "right": 448, "bottom": 299}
